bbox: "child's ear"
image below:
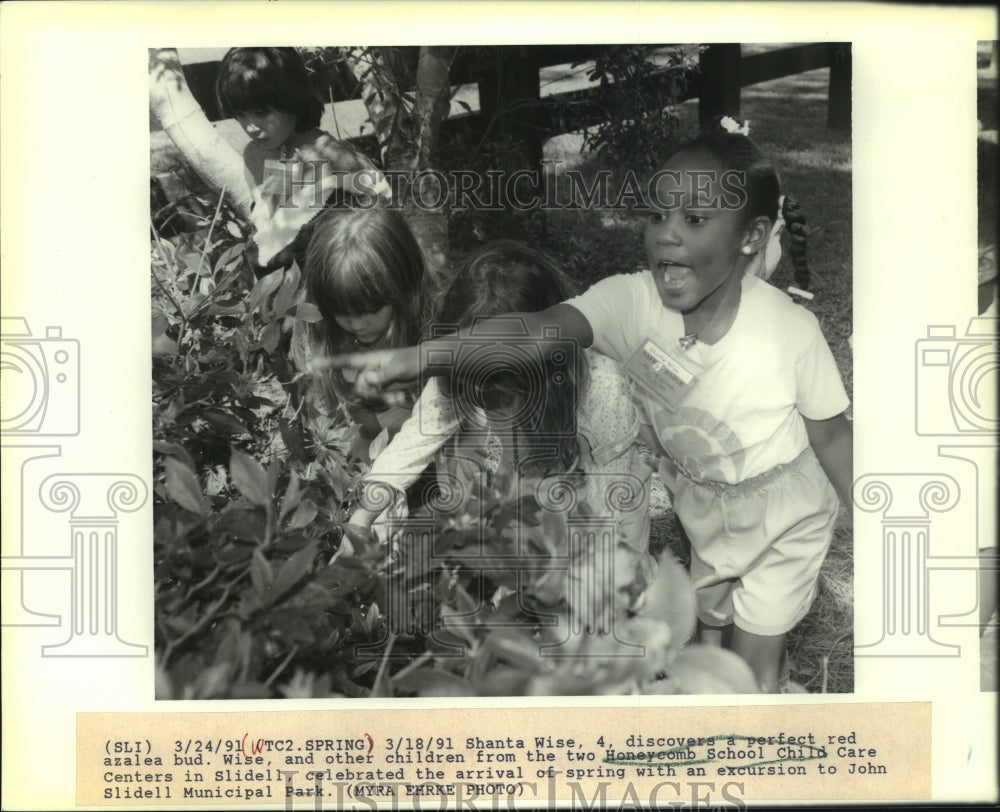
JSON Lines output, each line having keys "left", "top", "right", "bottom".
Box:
{"left": 742, "top": 215, "right": 772, "bottom": 255}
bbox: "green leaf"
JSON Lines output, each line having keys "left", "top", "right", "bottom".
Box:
{"left": 272, "top": 267, "right": 300, "bottom": 319}
{"left": 181, "top": 292, "right": 207, "bottom": 317}
{"left": 202, "top": 409, "right": 249, "bottom": 436}
{"left": 341, "top": 522, "right": 375, "bottom": 547}
{"left": 154, "top": 441, "right": 196, "bottom": 472}
{"left": 260, "top": 322, "right": 280, "bottom": 354}
{"left": 247, "top": 267, "right": 284, "bottom": 315}
{"left": 486, "top": 630, "right": 544, "bottom": 672}
{"left": 179, "top": 251, "right": 203, "bottom": 274}
{"left": 152, "top": 311, "right": 170, "bottom": 337}
{"left": 152, "top": 333, "right": 179, "bottom": 356}
{"left": 164, "top": 457, "right": 205, "bottom": 516}
{"left": 440, "top": 607, "right": 477, "bottom": 646}
{"left": 229, "top": 447, "right": 271, "bottom": 507}
{"left": 266, "top": 454, "right": 281, "bottom": 500}
{"left": 272, "top": 539, "right": 320, "bottom": 603}
{"left": 279, "top": 470, "right": 303, "bottom": 524}
{"left": 206, "top": 303, "right": 246, "bottom": 317}
{"left": 314, "top": 556, "right": 377, "bottom": 596}
{"left": 292, "top": 301, "right": 324, "bottom": 323}
{"left": 215, "top": 508, "right": 264, "bottom": 544}
{"left": 269, "top": 610, "right": 317, "bottom": 644}
{"left": 286, "top": 499, "right": 318, "bottom": 530}
{"left": 250, "top": 549, "right": 275, "bottom": 602}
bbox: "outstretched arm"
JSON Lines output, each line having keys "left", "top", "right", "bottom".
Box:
{"left": 327, "top": 303, "right": 595, "bottom": 401}
{"left": 803, "top": 412, "right": 853, "bottom": 522}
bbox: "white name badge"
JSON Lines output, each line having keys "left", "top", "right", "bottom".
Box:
{"left": 624, "top": 338, "right": 700, "bottom": 409}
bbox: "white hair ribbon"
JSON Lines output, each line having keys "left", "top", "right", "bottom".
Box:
{"left": 720, "top": 116, "right": 751, "bottom": 136}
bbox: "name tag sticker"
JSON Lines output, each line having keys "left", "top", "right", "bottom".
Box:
{"left": 625, "top": 339, "right": 700, "bottom": 408}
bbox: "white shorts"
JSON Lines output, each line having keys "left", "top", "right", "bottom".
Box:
{"left": 662, "top": 446, "right": 840, "bottom": 636}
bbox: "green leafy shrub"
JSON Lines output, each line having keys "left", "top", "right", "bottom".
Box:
{"left": 151, "top": 190, "right": 772, "bottom": 699}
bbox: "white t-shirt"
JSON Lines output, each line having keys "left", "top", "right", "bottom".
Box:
{"left": 566, "top": 271, "right": 849, "bottom": 484}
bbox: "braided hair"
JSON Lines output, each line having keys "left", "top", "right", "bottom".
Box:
{"left": 781, "top": 194, "right": 810, "bottom": 291}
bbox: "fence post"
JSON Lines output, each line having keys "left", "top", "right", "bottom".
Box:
{"left": 699, "top": 44, "right": 742, "bottom": 129}
{"left": 477, "top": 47, "right": 544, "bottom": 172}
{"left": 827, "top": 43, "right": 852, "bottom": 132}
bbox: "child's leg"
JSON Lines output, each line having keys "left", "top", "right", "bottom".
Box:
{"left": 696, "top": 620, "right": 729, "bottom": 647}
{"left": 730, "top": 627, "right": 787, "bottom": 693}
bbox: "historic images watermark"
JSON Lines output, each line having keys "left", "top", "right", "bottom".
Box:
{"left": 268, "top": 162, "right": 751, "bottom": 214}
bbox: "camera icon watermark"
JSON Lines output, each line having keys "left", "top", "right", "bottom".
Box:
{"left": 420, "top": 314, "right": 580, "bottom": 440}
{"left": 2, "top": 315, "right": 148, "bottom": 658}
{"left": 0, "top": 316, "right": 80, "bottom": 437}
{"left": 915, "top": 317, "right": 998, "bottom": 436}
{"left": 857, "top": 318, "right": 999, "bottom": 662}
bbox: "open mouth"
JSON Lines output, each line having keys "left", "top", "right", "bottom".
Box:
{"left": 656, "top": 259, "right": 692, "bottom": 290}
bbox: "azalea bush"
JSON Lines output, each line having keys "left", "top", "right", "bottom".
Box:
{"left": 150, "top": 193, "right": 764, "bottom": 699}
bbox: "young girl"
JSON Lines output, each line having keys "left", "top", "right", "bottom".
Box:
{"left": 351, "top": 241, "right": 654, "bottom": 629}
{"left": 300, "top": 204, "right": 426, "bottom": 463}
{"left": 215, "top": 47, "right": 390, "bottom": 274}
{"left": 334, "top": 122, "right": 853, "bottom": 693}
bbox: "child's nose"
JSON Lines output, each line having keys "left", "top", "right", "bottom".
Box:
{"left": 653, "top": 214, "right": 681, "bottom": 244}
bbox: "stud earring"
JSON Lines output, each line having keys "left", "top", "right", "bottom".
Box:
{"left": 741, "top": 245, "right": 753, "bottom": 255}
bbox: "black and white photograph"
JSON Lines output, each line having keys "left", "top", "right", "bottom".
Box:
{"left": 149, "top": 42, "right": 854, "bottom": 700}
{"left": 1, "top": 3, "right": 997, "bottom": 809}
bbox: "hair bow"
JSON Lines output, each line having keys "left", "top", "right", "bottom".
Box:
{"left": 720, "top": 116, "right": 751, "bottom": 136}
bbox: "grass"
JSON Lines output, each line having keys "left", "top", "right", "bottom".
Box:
{"left": 540, "top": 65, "right": 855, "bottom": 692}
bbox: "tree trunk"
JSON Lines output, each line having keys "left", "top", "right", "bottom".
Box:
{"left": 347, "top": 46, "right": 454, "bottom": 282}
{"left": 148, "top": 48, "right": 252, "bottom": 218}
{"left": 407, "top": 46, "right": 456, "bottom": 278}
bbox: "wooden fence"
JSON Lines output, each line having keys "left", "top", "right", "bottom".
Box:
{"left": 177, "top": 43, "right": 851, "bottom": 168}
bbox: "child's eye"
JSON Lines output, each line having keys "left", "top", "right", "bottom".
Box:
{"left": 648, "top": 212, "right": 666, "bottom": 223}
{"left": 685, "top": 214, "right": 706, "bottom": 225}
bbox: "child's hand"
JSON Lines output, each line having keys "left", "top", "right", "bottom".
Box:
{"left": 320, "top": 346, "right": 420, "bottom": 403}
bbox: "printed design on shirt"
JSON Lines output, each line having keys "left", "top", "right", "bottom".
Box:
{"left": 648, "top": 404, "right": 746, "bottom": 482}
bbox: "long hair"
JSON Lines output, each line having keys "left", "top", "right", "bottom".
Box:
{"left": 436, "top": 241, "right": 586, "bottom": 476}
{"left": 668, "top": 122, "right": 811, "bottom": 290}
{"left": 304, "top": 205, "right": 426, "bottom": 404}
{"left": 215, "top": 47, "right": 322, "bottom": 131}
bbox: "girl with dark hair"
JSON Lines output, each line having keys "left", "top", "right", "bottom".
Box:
{"left": 333, "top": 119, "right": 852, "bottom": 692}
{"left": 350, "top": 241, "right": 653, "bottom": 629}
{"left": 215, "top": 47, "right": 389, "bottom": 273}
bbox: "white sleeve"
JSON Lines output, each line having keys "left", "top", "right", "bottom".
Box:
{"left": 795, "top": 315, "right": 851, "bottom": 420}
{"left": 564, "top": 272, "right": 648, "bottom": 366}
{"left": 363, "top": 376, "right": 459, "bottom": 494}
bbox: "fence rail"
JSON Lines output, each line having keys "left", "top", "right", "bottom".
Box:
{"left": 177, "top": 43, "right": 850, "bottom": 146}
